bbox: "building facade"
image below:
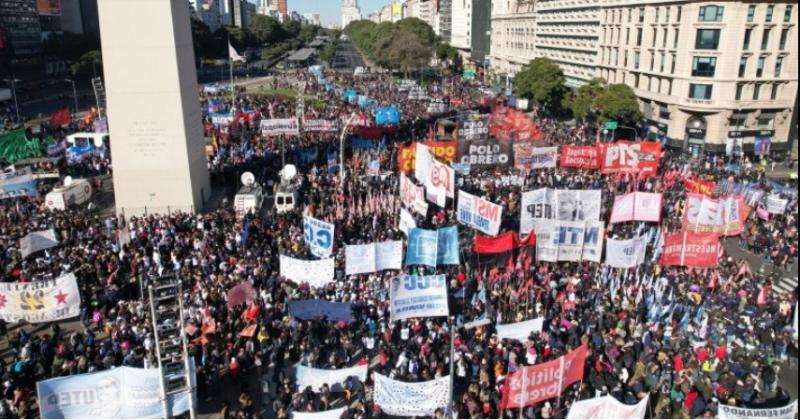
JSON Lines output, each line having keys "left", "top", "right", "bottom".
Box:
{"left": 597, "top": 1, "right": 798, "bottom": 153}
{"left": 0, "top": 0, "right": 43, "bottom": 77}
{"left": 470, "top": 0, "right": 492, "bottom": 63}
{"left": 533, "top": 0, "right": 600, "bottom": 87}
{"left": 228, "top": 0, "right": 255, "bottom": 27}
{"left": 342, "top": 0, "right": 361, "bottom": 28}
{"left": 451, "top": 0, "right": 472, "bottom": 55}
{"left": 489, "top": 0, "right": 536, "bottom": 80}
{"left": 436, "top": 0, "right": 453, "bottom": 43}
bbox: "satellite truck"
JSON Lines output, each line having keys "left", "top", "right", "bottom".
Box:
{"left": 44, "top": 176, "right": 93, "bottom": 211}
{"left": 274, "top": 164, "right": 300, "bottom": 214}
{"left": 233, "top": 171, "right": 264, "bottom": 220}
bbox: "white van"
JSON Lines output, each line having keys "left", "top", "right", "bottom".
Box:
{"left": 234, "top": 184, "right": 264, "bottom": 219}
{"left": 45, "top": 178, "right": 92, "bottom": 210}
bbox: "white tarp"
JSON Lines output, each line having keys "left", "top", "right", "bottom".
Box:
{"left": 19, "top": 229, "right": 59, "bottom": 258}
{"left": 496, "top": 318, "right": 545, "bottom": 341}
{"left": 605, "top": 235, "right": 647, "bottom": 268}
{"left": 520, "top": 188, "right": 602, "bottom": 234}
{"left": 533, "top": 220, "right": 604, "bottom": 262}
{"left": 372, "top": 373, "right": 451, "bottom": 417}
{"left": 457, "top": 190, "right": 503, "bottom": 236}
{"left": 390, "top": 274, "right": 448, "bottom": 322}
{"left": 345, "top": 241, "right": 403, "bottom": 275}
{"left": 260, "top": 118, "right": 300, "bottom": 136}
{"left": 279, "top": 256, "right": 335, "bottom": 288}
{"left": 566, "top": 395, "right": 649, "bottom": 419}
{"left": 717, "top": 401, "right": 797, "bottom": 419}
{"left": 292, "top": 407, "right": 346, "bottom": 419}
{"left": 303, "top": 216, "right": 335, "bottom": 258}
{"left": 398, "top": 208, "right": 417, "bottom": 236}
{"left": 766, "top": 194, "right": 789, "bottom": 215}
{"left": 609, "top": 192, "right": 663, "bottom": 224}
{"left": 400, "top": 173, "right": 429, "bottom": 216}
{"left": 0, "top": 272, "right": 80, "bottom": 323}
{"left": 294, "top": 363, "right": 368, "bottom": 392}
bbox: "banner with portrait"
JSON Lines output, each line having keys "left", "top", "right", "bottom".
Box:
{"left": 520, "top": 188, "right": 602, "bottom": 235}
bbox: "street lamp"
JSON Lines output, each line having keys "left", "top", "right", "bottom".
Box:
{"left": 339, "top": 112, "right": 358, "bottom": 188}
{"left": 2, "top": 77, "right": 21, "bottom": 122}
{"left": 64, "top": 78, "right": 79, "bottom": 119}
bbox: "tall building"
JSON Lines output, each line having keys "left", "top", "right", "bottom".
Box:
{"left": 436, "top": 0, "right": 452, "bottom": 43}
{"left": 303, "top": 12, "right": 321, "bottom": 26}
{"left": 275, "top": 0, "right": 287, "bottom": 15}
{"left": 228, "top": 0, "right": 255, "bottom": 27}
{"left": 470, "top": 0, "right": 491, "bottom": 64}
{"left": 533, "top": 0, "right": 599, "bottom": 87}
{"left": 450, "top": 0, "right": 472, "bottom": 55}
{"left": 98, "top": 0, "right": 210, "bottom": 216}
{"left": 405, "top": 0, "right": 436, "bottom": 28}
{"left": 597, "top": 1, "right": 798, "bottom": 153}
{"left": 488, "top": 0, "right": 536, "bottom": 79}
{"left": 342, "top": 0, "right": 361, "bottom": 28}
{"left": 0, "top": 0, "right": 43, "bottom": 77}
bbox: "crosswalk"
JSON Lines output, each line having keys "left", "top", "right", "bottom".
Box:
{"left": 773, "top": 275, "right": 798, "bottom": 294}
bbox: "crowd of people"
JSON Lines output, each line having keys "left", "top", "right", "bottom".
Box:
{"left": 0, "top": 66, "right": 797, "bottom": 420}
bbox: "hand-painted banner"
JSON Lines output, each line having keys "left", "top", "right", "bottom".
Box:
{"left": 456, "top": 138, "right": 513, "bottom": 167}
{"left": 37, "top": 363, "right": 195, "bottom": 419}
{"left": 398, "top": 208, "right": 417, "bottom": 236}
{"left": 496, "top": 318, "right": 544, "bottom": 341}
{"left": 599, "top": 141, "right": 662, "bottom": 175}
{"left": 400, "top": 174, "right": 429, "bottom": 216}
{"left": 373, "top": 373, "right": 451, "bottom": 417}
{"left": 566, "top": 395, "right": 649, "bottom": 419}
{"left": 457, "top": 116, "right": 490, "bottom": 141}
{"left": 345, "top": 241, "right": 403, "bottom": 275}
{"left": 683, "top": 194, "right": 745, "bottom": 235}
{"left": 426, "top": 140, "right": 457, "bottom": 162}
{"left": 605, "top": 235, "right": 647, "bottom": 268}
{"left": 0, "top": 273, "right": 80, "bottom": 323}
{"left": 287, "top": 299, "right": 352, "bottom": 322}
{"left": 291, "top": 407, "right": 346, "bottom": 419}
{"left": 501, "top": 343, "right": 588, "bottom": 409}
{"left": 260, "top": 118, "right": 300, "bottom": 136}
{"left": 303, "top": 216, "right": 335, "bottom": 258}
{"left": 683, "top": 178, "right": 716, "bottom": 196}
{"left": 457, "top": 190, "right": 503, "bottom": 236}
{"left": 532, "top": 220, "right": 604, "bottom": 262}
{"left": 279, "top": 255, "right": 335, "bottom": 288}
{"left": 514, "top": 144, "right": 558, "bottom": 170}
{"left": 390, "top": 274, "right": 448, "bottom": 322}
{"left": 405, "top": 226, "right": 459, "bottom": 267}
{"left": 660, "top": 231, "right": 719, "bottom": 268}
{"left": 303, "top": 119, "right": 339, "bottom": 132}
{"left": 19, "top": 229, "right": 59, "bottom": 259}
{"left": 294, "top": 363, "right": 368, "bottom": 392}
{"left": 766, "top": 194, "right": 788, "bottom": 214}
{"left": 609, "top": 192, "right": 663, "bottom": 224}
{"left": 398, "top": 143, "right": 416, "bottom": 174}
{"left": 560, "top": 145, "right": 600, "bottom": 169}
{"left": 717, "top": 401, "right": 798, "bottom": 419}
{"left": 520, "top": 188, "right": 602, "bottom": 234}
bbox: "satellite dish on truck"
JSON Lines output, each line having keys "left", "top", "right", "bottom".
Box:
{"left": 240, "top": 171, "right": 255, "bottom": 186}
{"left": 63, "top": 176, "right": 73, "bottom": 187}
{"left": 279, "top": 164, "right": 297, "bottom": 182}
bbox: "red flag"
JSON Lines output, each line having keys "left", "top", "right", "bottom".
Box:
{"left": 49, "top": 106, "right": 71, "bottom": 128}
{"left": 501, "top": 343, "right": 588, "bottom": 409}
{"left": 756, "top": 284, "right": 769, "bottom": 306}
{"left": 660, "top": 231, "right": 720, "bottom": 268}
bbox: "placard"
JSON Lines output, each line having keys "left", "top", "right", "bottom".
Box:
{"left": 345, "top": 241, "right": 403, "bottom": 275}
{"left": 457, "top": 190, "right": 503, "bottom": 236}
{"left": 605, "top": 235, "right": 647, "bottom": 268}
{"left": 400, "top": 174, "right": 429, "bottom": 216}
{"left": 659, "top": 231, "right": 719, "bottom": 268}
{"left": 532, "top": 220, "right": 604, "bottom": 262}
{"left": 456, "top": 139, "right": 512, "bottom": 167}
{"left": 373, "top": 374, "right": 451, "bottom": 417}
{"left": 608, "top": 192, "right": 663, "bottom": 224}
{"left": 390, "top": 274, "right": 448, "bottom": 322}
{"left": 520, "top": 188, "right": 602, "bottom": 234}
{"left": 560, "top": 145, "right": 600, "bottom": 169}
{"left": 0, "top": 273, "right": 80, "bottom": 323}
{"left": 599, "top": 141, "right": 662, "bottom": 175}
{"left": 303, "top": 216, "right": 335, "bottom": 258}
{"left": 279, "top": 256, "right": 335, "bottom": 288}
{"left": 717, "top": 401, "right": 797, "bottom": 419}
{"left": 514, "top": 145, "right": 558, "bottom": 170}
{"left": 260, "top": 118, "right": 300, "bottom": 136}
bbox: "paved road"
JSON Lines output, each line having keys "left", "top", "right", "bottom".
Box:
{"left": 332, "top": 41, "right": 365, "bottom": 73}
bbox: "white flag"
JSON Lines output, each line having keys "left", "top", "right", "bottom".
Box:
{"left": 229, "top": 43, "right": 246, "bottom": 63}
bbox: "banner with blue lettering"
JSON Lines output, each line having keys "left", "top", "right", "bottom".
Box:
{"left": 304, "top": 216, "right": 335, "bottom": 258}
{"left": 406, "top": 227, "right": 459, "bottom": 267}
{"left": 375, "top": 107, "right": 400, "bottom": 125}
{"left": 532, "top": 220, "right": 604, "bottom": 262}
{"left": 287, "top": 299, "right": 352, "bottom": 322}
{"left": 457, "top": 190, "right": 503, "bottom": 236}
{"left": 390, "top": 274, "right": 449, "bottom": 322}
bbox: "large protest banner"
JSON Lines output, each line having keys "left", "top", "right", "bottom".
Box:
{"left": 660, "top": 231, "right": 719, "bottom": 268}
{"left": 456, "top": 138, "right": 513, "bottom": 167}
{"left": 566, "top": 395, "right": 649, "bottom": 419}
{"left": 406, "top": 226, "right": 459, "bottom": 267}
{"left": 683, "top": 194, "right": 745, "bottom": 235}
{"left": 373, "top": 373, "right": 451, "bottom": 417}
{"left": 0, "top": 167, "right": 39, "bottom": 199}
{"left": 398, "top": 144, "right": 416, "bottom": 174}
{"left": 416, "top": 143, "right": 454, "bottom": 198}
{"left": 390, "top": 274, "right": 448, "bottom": 321}
{"left": 37, "top": 364, "right": 195, "bottom": 419}
{"left": 496, "top": 318, "right": 545, "bottom": 341}
{"left": 514, "top": 144, "right": 557, "bottom": 170}
{"left": 456, "top": 115, "right": 490, "bottom": 141}
{"left": 608, "top": 192, "right": 663, "bottom": 224}
{"left": 303, "top": 216, "right": 334, "bottom": 258}
{"left": 532, "top": 220, "right": 604, "bottom": 262}
{"left": 19, "top": 229, "right": 59, "bottom": 259}
{"left": 0, "top": 273, "right": 80, "bottom": 323}
{"left": 291, "top": 407, "right": 346, "bottom": 419}
{"left": 279, "top": 256, "right": 335, "bottom": 288}
{"left": 599, "top": 141, "right": 662, "bottom": 175}
{"left": 489, "top": 107, "right": 543, "bottom": 142}
{"left": 287, "top": 300, "right": 352, "bottom": 322}
{"left": 303, "top": 119, "right": 338, "bottom": 133}
{"left": 605, "top": 236, "right": 647, "bottom": 268}
{"left": 400, "top": 174, "right": 429, "bottom": 216}
{"left": 717, "top": 401, "right": 798, "bottom": 419}
{"left": 502, "top": 344, "right": 588, "bottom": 409}
{"left": 345, "top": 241, "right": 403, "bottom": 275}
{"left": 520, "top": 188, "right": 602, "bottom": 234}
{"left": 683, "top": 178, "right": 716, "bottom": 196}
{"left": 716, "top": 180, "right": 764, "bottom": 206}
{"left": 294, "top": 363, "right": 368, "bottom": 392}
{"left": 457, "top": 190, "right": 503, "bottom": 236}
{"left": 260, "top": 118, "right": 300, "bottom": 136}
{"left": 560, "top": 145, "right": 600, "bottom": 169}
{"left": 766, "top": 194, "right": 789, "bottom": 214}
{"left": 426, "top": 140, "right": 457, "bottom": 162}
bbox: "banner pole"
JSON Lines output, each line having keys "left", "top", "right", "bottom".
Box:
{"left": 449, "top": 315, "right": 456, "bottom": 418}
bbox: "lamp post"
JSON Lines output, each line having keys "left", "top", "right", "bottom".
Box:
{"left": 339, "top": 112, "right": 358, "bottom": 188}
{"left": 64, "top": 78, "right": 79, "bottom": 119}
{"left": 3, "top": 77, "right": 21, "bottom": 122}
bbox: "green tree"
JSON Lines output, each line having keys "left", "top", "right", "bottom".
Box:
{"left": 320, "top": 40, "right": 338, "bottom": 65}
{"left": 565, "top": 78, "right": 642, "bottom": 124}
{"left": 394, "top": 17, "right": 435, "bottom": 45}
{"left": 565, "top": 78, "right": 607, "bottom": 123}
{"left": 69, "top": 50, "right": 102, "bottom": 81}
{"left": 435, "top": 43, "right": 458, "bottom": 61}
{"left": 227, "top": 26, "right": 253, "bottom": 49}
{"left": 281, "top": 19, "right": 301, "bottom": 39}
{"left": 190, "top": 17, "right": 214, "bottom": 58}
{"left": 43, "top": 32, "right": 100, "bottom": 62}
{"left": 513, "top": 57, "right": 568, "bottom": 114}
{"left": 249, "top": 15, "right": 284, "bottom": 46}
{"left": 373, "top": 30, "right": 431, "bottom": 77}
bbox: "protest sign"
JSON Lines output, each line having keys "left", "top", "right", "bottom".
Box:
{"left": 19, "top": 229, "right": 59, "bottom": 259}
{"left": 287, "top": 300, "right": 352, "bottom": 322}
{"left": 560, "top": 145, "right": 600, "bottom": 169}
{"left": 303, "top": 119, "right": 338, "bottom": 132}
{"left": 456, "top": 116, "right": 490, "bottom": 141}
{"left": 766, "top": 194, "right": 788, "bottom": 214}
{"left": 260, "top": 118, "right": 300, "bottom": 136}
{"left": 717, "top": 401, "right": 797, "bottom": 419}
{"left": 303, "top": 216, "right": 334, "bottom": 258}
{"left": 398, "top": 208, "right": 417, "bottom": 236}
{"left": 0, "top": 273, "right": 80, "bottom": 323}
{"left": 400, "top": 174, "right": 429, "bottom": 216}
{"left": 390, "top": 274, "right": 449, "bottom": 321}
{"left": 294, "top": 363, "right": 368, "bottom": 392}
{"left": 457, "top": 190, "right": 503, "bottom": 236}
{"left": 532, "top": 220, "right": 604, "bottom": 262}
{"left": 566, "top": 395, "right": 649, "bottom": 419}
{"left": 514, "top": 144, "right": 558, "bottom": 170}
{"left": 345, "top": 241, "right": 403, "bottom": 275}
{"left": 496, "top": 318, "right": 545, "bottom": 341}
{"left": 502, "top": 343, "right": 588, "bottom": 408}
{"left": 609, "top": 192, "right": 663, "bottom": 224}
{"left": 599, "top": 141, "right": 662, "bottom": 175}
{"left": 520, "top": 188, "right": 602, "bottom": 234}
{"left": 373, "top": 373, "right": 451, "bottom": 417}
{"left": 660, "top": 231, "right": 719, "bottom": 268}
{"left": 605, "top": 235, "right": 647, "bottom": 268}
{"left": 279, "top": 256, "right": 335, "bottom": 288}
{"left": 406, "top": 226, "right": 459, "bottom": 267}
{"left": 683, "top": 194, "right": 745, "bottom": 235}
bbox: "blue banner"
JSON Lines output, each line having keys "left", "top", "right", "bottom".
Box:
{"left": 327, "top": 152, "right": 339, "bottom": 174}
{"left": 351, "top": 137, "right": 386, "bottom": 151}
{"left": 437, "top": 225, "right": 460, "bottom": 265}
{"left": 287, "top": 299, "right": 352, "bottom": 322}
{"left": 208, "top": 98, "right": 226, "bottom": 113}
{"left": 303, "top": 215, "right": 335, "bottom": 258}
{"left": 295, "top": 146, "right": 319, "bottom": 164}
{"left": 405, "top": 226, "right": 460, "bottom": 267}
{"left": 375, "top": 107, "right": 400, "bottom": 125}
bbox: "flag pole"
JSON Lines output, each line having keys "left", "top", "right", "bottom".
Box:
{"left": 449, "top": 315, "right": 455, "bottom": 418}
{"left": 228, "top": 34, "right": 235, "bottom": 110}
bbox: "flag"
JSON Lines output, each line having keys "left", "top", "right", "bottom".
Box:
{"left": 229, "top": 43, "right": 246, "bottom": 63}
{"left": 49, "top": 107, "right": 71, "bottom": 128}
{"left": 756, "top": 284, "right": 769, "bottom": 306}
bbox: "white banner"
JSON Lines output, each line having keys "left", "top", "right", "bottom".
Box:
{"left": 19, "top": 229, "right": 59, "bottom": 259}
{"left": 303, "top": 119, "right": 339, "bottom": 132}
{"left": 294, "top": 363, "right": 368, "bottom": 392}
{"left": 533, "top": 220, "right": 604, "bottom": 262}
{"left": 345, "top": 241, "right": 403, "bottom": 275}
{"left": 609, "top": 192, "right": 663, "bottom": 224}
{"left": 37, "top": 363, "right": 195, "bottom": 419}
{"left": 292, "top": 407, "right": 346, "bottom": 419}
{"left": 260, "top": 118, "right": 300, "bottom": 136}
{"left": 372, "top": 373, "right": 451, "bottom": 417}
{"left": 398, "top": 208, "right": 417, "bottom": 236}
{"left": 400, "top": 174, "right": 429, "bottom": 216}
{"left": 766, "top": 194, "right": 788, "bottom": 215}
{"left": 684, "top": 194, "right": 745, "bottom": 235}
{"left": 0, "top": 273, "right": 80, "bottom": 323}
{"left": 279, "top": 256, "right": 335, "bottom": 288}
{"left": 605, "top": 236, "right": 647, "bottom": 268}
{"left": 303, "top": 216, "right": 335, "bottom": 258}
{"left": 520, "top": 188, "right": 601, "bottom": 234}
{"left": 415, "top": 143, "right": 433, "bottom": 186}
{"left": 496, "top": 318, "right": 545, "bottom": 341}
{"left": 426, "top": 184, "right": 447, "bottom": 207}
{"left": 718, "top": 401, "right": 797, "bottom": 419}
{"left": 566, "top": 395, "right": 649, "bottom": 419}
{"left": 457, "top": 190, "right": 503, "bottom": 236}
{"left": 390, "top": 274, "right": 449, "bottom": 322}
{"left": 416, "top": 143, "right": 455, "bottom": 198}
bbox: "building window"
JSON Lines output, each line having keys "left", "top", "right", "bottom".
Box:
{"left": 652, "top": 28, "right": 657, "bottom": 47}
{"left": 671, "top": 53, "right": 676, "bottom": 73}
{"left": 692, "top": 57, "right": 717, "bottom": 77}
{"left": 735, "top": 83, "right": 744, "bottom": 100}
{"left": 743, "top": 29, "right": 752, "bottom": 50}
{"left": 634, "top": 51, "right": 640, "bottom": 68}
{"left": 628, "top": 8, "right": 633, "bottom": 22}
{"left": 698, "top": 5, "right": 724, "bottom": 21}
{"left": 695, "top": 29, "right": 721, "bottom": 49}
{"left": 660, "top": 53, "right": 666, "bottom": 72}
{"left": 634, "top": 73, "right": 640, "bottom": 88}
{"left": 626, "top": 28, "right": 630, "bottom": 44}
{"left": 662, "top": 28, "right": 667, "bottom": 48}
{"left": 785, "top": 5, "right": 793, "bottom": 22}
{"left": 650, "top": 53, "right": 655, "bottom": 70}
{"left": 639, "top": 7, "right": 645, "bottom": 22}
{"left": 673, "top": 29, "right": 679, "bottom": 48}
{"left": 747, "top": 4, "right": 756, "bottom": 22}
{"left": 689, "top": 83, "right": 713, "bottom": 99}
{"left": 624, "top": 51, "right": 628, "bottom": 67}
{"left": 774, "top": 56, "right": 783, "bottom": 77}
{"left": 636, "top": 28, "right": 642, "bottom": 46}
{"left": 770, "top": 83, "right": 779, "bottom": 99}
{"left": 677, "top": 6, "right": 682, "bottom": 21}
{"left": 779, "top": 28, "right": 789, "bottom": 50}
{"left": 756, "top": 57, "right": 765, "bottom": 77}
{"left": 757, "top": 115, "right": 774, "bottom": 128}
{"left": 761, "top": 29, "right": 770, "bottom": 49}
{"left": 666, "top": 7, "right": 671, "bottom": 22}
{"left": 739, "top": 56, "right": 748, "bottom": 77}
{"left": 765, "top": 5, "right": 774, "bottom": 22}
{"left": 753, "top": 83, "right": 762, "bottom": 99}
{"left": 655, "top": 7, "right": 660, "bottom": 22}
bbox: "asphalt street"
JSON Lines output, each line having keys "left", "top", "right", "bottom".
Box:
{"left": 332, "top": 40, "right": 366, "bottom": 73}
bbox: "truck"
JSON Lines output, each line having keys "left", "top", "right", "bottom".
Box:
{"left": 234, "top": 184, "right": 264, "bottom": 219}
{"left": 44, "top": 178, "right": 93, "bottom": 210}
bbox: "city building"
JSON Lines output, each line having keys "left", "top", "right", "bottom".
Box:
{"left": 0, "top": 0, "right": 43, "bottom": 77}
{"left": 303, "top": 12, "right": 321, "bottom": 26}
{"left": 597, "top": 1, "right": 798, "bottom": 154}
{"left": 470, "top": 0, "right": 491, "bottom": 64}
{"left": 191, "top": 0, "right": 224, "bottom": 31}
{"left": 404, "top": 0, "right": 436, "bottom": 29}
{"left": 275, "top": 0, "right": 287, "bottom": 15}
{"left": 342, "top": 0, "right": 361, "bottom": 28}
{"left": 450, "top": 0, "right": 472, "bottom": 56}
{"left": 488, "top": 0, "right": 536, "bottom": 81}
{"left": 434, "top": 0, "right": 452, "bottom": 42}
{"left": 533, "top": 0, "right": 600, "bottom": 87}
{"left": 228, "top": 0, "right": 256, "bottom": 28}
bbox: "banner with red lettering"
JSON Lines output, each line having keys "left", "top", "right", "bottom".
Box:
{"left": 599, "top": 141, "right": 662, "bottom": 175}
{"left": 397, "top": 144, "right": 416, "bottom": 174}
{"left": 501, "top": 343, "right": 588, "bottom": 409}
{"left": 660, "top": 231, "right": 720, "bottom": 268}
{"left": 426, "top": 140, "right": 457, "bottom": 162}
{"left": 457, "top": 190, "right": 503, "bottom": 236}
{"left": 683, "top": 194, "right": 745, "bottom": 235}
{"left": 560, "top": 145, "right": 600, "bottom": 169}
{"left": 400, "top": 174, "right": 428, "bottom": 216}
{"left": 683, "top": 178, "right": 716, "bottom": 196}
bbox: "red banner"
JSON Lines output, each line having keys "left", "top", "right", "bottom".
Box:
{"left": 474, "top": 231, "right": 536, "bottom": 254}
{"left": 426, "top": 140, "right": 457, "bottom": 162}
{"left": 49, "top": 106, "right": 70, "bottom": 128}
{"left": 489, "top": 106, "right": 543, "bottom": 142}
{"left": 502, "top": 343, "right": 588, "bottom": 409}
{"left": 660, "top": 231, "right": 720, "bottom": 268}
{"left": 397, "top": 144, "right": 416, "bottom": 174}
{"left": 599, "top": 141, "right": 662, "bottom": 175}
{"left": 560, "top": 145, "right": 600, "bottom": 169}
{"left": 683, "top": 178, "right": 717, "bottom": 196}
